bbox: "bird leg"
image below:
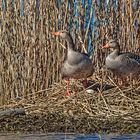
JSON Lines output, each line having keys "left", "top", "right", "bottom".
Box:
{"left": 82, "top": 79, "right": 88, "bottom": 88}
{"left": 65, "top": 79, "right": 72, "bottom": 96}
{"left": 119, "top": 76, "right": 128, "bottom": 86}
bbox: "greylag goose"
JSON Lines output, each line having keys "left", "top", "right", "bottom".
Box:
{"left": 51, "top": 30, "right": 94, "bottom": 96}
{"left": 102, "top": 39, "right": 140, "bottom": 84}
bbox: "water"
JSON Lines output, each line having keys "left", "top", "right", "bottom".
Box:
{"left": 0, "top": 133, "right": 140, "bottom": 140}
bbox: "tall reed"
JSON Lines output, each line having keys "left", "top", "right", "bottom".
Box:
{"left": 0, "top": 0, "right": 139, "bottom": 105}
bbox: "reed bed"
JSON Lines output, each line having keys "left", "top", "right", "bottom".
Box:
{"left": 0, "top": 79, "right": 140, "bottom": 134}
{"left": 0, "top": 0, "right": 140, "bottom": 134}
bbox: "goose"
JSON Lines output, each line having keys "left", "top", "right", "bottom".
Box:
{"left": 102, "top": 39, "right": 140, "bottom": 84}
{"left": 51, "top": 31, "right": 94, "bottom": 95}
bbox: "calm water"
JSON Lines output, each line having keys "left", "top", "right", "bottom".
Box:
{"left": 0, "top": 133, "right": 140, "bottom": 140}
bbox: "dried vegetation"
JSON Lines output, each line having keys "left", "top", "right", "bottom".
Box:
{"left": 0, "top": 0, "right": 140, "bottom": 134}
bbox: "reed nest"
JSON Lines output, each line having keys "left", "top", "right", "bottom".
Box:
{"left": 0, "top": 0, "right": 140, "bottom": 134}
{"left": 0, "top": 73, "right": 140, "bottom": 134}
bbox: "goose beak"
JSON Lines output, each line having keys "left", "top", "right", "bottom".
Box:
{"left": 51, "top": 31, "right": 61, "bottom": 36}
{"left": 102, "top": 43, "right": 110, "bottom": 49}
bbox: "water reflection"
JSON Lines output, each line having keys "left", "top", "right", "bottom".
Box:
{"left": 0, "top": 133, "right": 140, "bottom": 140}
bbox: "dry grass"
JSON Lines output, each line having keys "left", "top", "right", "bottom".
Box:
{"left": 0, "top": 0, "right": 140, "bottom": 134}
{"left": 0, "top": 75, "right": 140, "bottom": 134}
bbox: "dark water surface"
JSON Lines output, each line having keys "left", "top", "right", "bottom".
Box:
{"left": 0, "top": 133, "right": 140, "bottom": 140}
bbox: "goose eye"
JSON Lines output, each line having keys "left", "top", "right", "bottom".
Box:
{"left": 110, "top": 40, "right": 115, "bottom": 44}
{"left": 110, "top": 40, "right": 114, "bottom": 43}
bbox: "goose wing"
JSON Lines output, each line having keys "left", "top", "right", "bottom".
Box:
{"left": 121, "top": 52, "right": 140, "bottom": 64}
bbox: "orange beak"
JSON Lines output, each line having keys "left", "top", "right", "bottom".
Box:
{"left": 51, "top": 31, "right": 61, "bottom": 36}
{"left": 102, "top": 43, "right": 110, "bottom": 49}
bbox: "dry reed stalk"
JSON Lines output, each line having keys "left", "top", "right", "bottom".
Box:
{"left": 0, "top": 0, "right": 139, "bottom": 106}
{"left": 0, "top": 78, "right": 140, "bottom": 133}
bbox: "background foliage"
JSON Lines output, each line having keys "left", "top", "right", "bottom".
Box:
{"left": 0, "top": 0, "right": 139, "bottom": 105}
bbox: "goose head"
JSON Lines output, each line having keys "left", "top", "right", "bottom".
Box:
{"left": 51, "top": 30, "right": 75, "bottom": 50}
{"left": 102, "top": 39, "right": 120, "bottom": 50}
{"left": 51, "top": 30, "right": 71, "bottom": 40}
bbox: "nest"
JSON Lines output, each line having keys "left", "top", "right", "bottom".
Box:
{"left": 0, "top": 75, "right": 140, "bottom": 134}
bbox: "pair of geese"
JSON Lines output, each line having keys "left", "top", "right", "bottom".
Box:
{"left": 51, "top": 31, "right": 140, "bottom": 96}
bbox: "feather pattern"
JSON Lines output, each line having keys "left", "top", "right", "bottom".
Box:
{"left": 103, "top": 40, "right": 140, "bottom": 77}
{"left": 56, "top": 31, "right": 94, "bottom": 79}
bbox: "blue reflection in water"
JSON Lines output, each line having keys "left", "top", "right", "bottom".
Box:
{"left": 74, "top": 134, "right": 140, "bottom": 140}
{"left": 47, "top": 134, "right": 140, "bottom": 140}
{"left": 75, "top": 135, "right": 99, "bottom": 140}
{"left": 0, "top": 133, "right": 140, "bottom": 140}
